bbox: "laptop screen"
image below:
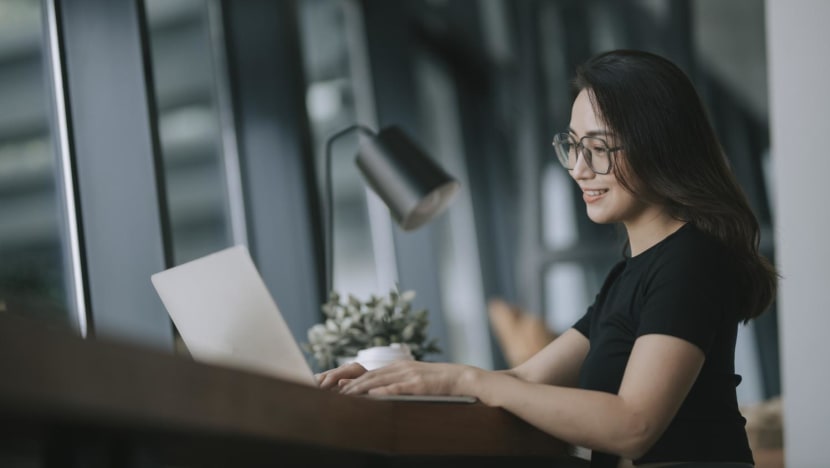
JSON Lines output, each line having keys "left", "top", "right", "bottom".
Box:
{"left": 151, "top": 246, "right": 315, "bottom": 386}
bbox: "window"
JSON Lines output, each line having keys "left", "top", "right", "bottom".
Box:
{"left": 144, "top": 0, "right": 236, "bottom": 265}
{"left": 299, "top": 0, "right": 379, "bottom": 299}
{"left": 414, "top": 50, "right": 492, "bottom": 367}
{"left": 0, "top": 0, "right": 75, "bottom": 330}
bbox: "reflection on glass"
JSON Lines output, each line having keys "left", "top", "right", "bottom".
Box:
{"left": 144, "top": 0, "right": 232, "bottom": 265}
{"left": 299, "top": 0, "right": 377, "bottom": 299}
{"left": 0, "top": 0, "right": 72, "bottom": 327}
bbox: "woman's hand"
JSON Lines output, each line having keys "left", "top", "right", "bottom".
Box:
{"left": 315, "top": 362, "right": 368, "bottom": 391}
{"left": 340, "top": 361, "right": 477, "bottom": 397}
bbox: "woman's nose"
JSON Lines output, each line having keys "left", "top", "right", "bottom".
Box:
{"left": 570, "top": 150, "right": 594, "bottom": 180}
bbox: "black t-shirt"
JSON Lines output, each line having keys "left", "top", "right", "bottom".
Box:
{"left": 572, "top": 223, "right": 753, "bottom": 467}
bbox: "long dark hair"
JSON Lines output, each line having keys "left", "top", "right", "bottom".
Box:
{"left": 574, "top": 49, "right": 777, "bottom": 321}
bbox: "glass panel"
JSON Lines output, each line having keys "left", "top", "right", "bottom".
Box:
{"left": 544, "top": 260, "right": 614, "bottom": 334}
{"left": 0, "top": 0, "right": 73, "bottom": 328}
{"left": 298, "top": 0, "right": 378, "bottom": 299}
{"left": 414, "top": 50, "right": 491, "bottom": 368}
{"left": 735, "top": 321, "right": 764, "bottom": 405}
{"left": 544, "top": 262, "right": 591, "bottom": 334}
{"left": 545, "top": 263, "right": 591, "bottom": 334}
{"left": 542, "top": 164, "right": 578, "bottom": 250}
{"left": 144, "top": 0, "right": 232, "bottom": 265}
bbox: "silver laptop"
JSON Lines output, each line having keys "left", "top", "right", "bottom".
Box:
{"left": 151, "top": 246, "right": 476, "bottom": 403}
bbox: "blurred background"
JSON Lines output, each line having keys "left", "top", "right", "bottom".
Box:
{"left": 0, "top": 0, "right": 796, "bottom": 464}
{"left": 0, "top": 0, "right": 776, "bottom": 396}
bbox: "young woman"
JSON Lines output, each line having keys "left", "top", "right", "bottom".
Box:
{"left": 316, "top": 50, "right": 777, "bottom": 468}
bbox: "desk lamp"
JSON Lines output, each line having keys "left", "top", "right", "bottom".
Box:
{"left": 324, "top": 125, "right": 460, "bottom": 294}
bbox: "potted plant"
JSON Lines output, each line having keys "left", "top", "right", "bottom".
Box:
{"left": 302, "top": 287, "right": 441, "bottom": 371}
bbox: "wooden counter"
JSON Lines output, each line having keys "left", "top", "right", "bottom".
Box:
{"left": 0, "top": 313, "right": 580, "bottom": 467}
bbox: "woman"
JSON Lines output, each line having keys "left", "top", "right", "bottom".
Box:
{"left": 316, "top": 50, "right": 777, "bottom": 468}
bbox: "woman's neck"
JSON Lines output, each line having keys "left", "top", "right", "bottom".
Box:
{"left": 624, "top": 209, "right": 687, "bottom": 257}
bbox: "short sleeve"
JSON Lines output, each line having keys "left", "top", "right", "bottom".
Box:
{"left": 573, "top": 260, "right": 627, "bottom": 339}
{"left": 572, "top": 306, "right": 593, "bottom": 338}
{"left": 635, "top": 243, "right": 734, "bottom": 354}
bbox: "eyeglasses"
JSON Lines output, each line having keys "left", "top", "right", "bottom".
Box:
{"left": 552, "top": 133, "right": 623, "bottom": 175}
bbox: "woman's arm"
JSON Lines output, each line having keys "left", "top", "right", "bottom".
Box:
{"left": 319, "top": 327, "right": 589, "bottom": 389}
{"left": 343, "top": 333, "right": 704, "bottom": 460}
{"left": 505, "top": 328, "right": 590, "bottom": 386}
{"left": 479, "top": 334, "right": 703, "bottom": 459}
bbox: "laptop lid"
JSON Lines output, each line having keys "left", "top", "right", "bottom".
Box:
{"left": 151, "top": 245, "right": 315, "bottom": 386}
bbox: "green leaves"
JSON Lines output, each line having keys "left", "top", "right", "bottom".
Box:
{"left": 302, "top": 285, "right": 441, "bottom": 370}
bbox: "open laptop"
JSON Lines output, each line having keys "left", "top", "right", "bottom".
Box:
{"left": 151, "top": 246, "right": 475, "bottom": 403}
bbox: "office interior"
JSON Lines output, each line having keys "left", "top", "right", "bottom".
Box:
{"left": 0, "top": 0, "right": 827, "bottom": 466}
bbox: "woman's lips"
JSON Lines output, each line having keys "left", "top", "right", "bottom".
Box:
{"left": 582, "top": 188, "right": 608, "bottom": 203}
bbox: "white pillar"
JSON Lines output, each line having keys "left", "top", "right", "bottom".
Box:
{"left": 767, "top": 1, "right": 830, "bottom": 465}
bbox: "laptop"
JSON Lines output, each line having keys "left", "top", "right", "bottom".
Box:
{"left": 151, "top": 246, "right": 476, "bottom": 403}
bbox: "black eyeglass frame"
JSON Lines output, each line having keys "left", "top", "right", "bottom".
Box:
{"left": 552, "top": 133, "right": 624, "bottom": 175}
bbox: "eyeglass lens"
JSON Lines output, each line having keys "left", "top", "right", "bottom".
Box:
{"left": 553, "top": 134, "right": 613, "bottom": 174}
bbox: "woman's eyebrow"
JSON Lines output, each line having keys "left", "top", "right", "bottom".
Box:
{"left": 568, "top": 127, "right": 613, "bottom": 137}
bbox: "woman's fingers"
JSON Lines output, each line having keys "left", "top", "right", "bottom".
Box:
{"left": 315, "top": 363, "right": 367, "bottom": 390}
{"left": 342, "top": 371, "right": 400, "bottom": 395}
{"left": 340, "top": 362, "right": 470, "bottom": 396}
{"left": 341, "top": 362, "right": 414, "bottom": 395}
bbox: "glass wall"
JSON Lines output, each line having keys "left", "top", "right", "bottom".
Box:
{"left": 298, "top": 0, "right": 379, "bottom": 300}
{"left": 0, "top": 0, "right": 73, "bottom": 329}
{"left": 144, "top": 0, "right": 234, "bottom": 265}
{"left": 413, "top": 49, "right": 492, "bottom": 367}
{"left": 0, "top": 0, "right": 776, "bottom": 401}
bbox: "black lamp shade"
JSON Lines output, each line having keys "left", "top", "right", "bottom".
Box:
{"left": 355, "top": 126, "right": 459, "bottom": 231}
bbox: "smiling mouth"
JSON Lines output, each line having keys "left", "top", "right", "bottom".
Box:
{"left": 583, "top": 189, "right": 608, "bottom": 196}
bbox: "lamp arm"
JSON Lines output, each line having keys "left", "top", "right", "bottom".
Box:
{"left": 324, "top": 124, "right": 375, "bottom": 296}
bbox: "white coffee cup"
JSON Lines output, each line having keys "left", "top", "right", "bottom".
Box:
{"left": 355, "top": 343, "right": 414, "bottom": 371}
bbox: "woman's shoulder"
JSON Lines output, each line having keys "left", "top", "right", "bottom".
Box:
{"left": 665, "top": 223, "right": 725, "bottom": 251}
{"left": 646, "top": 223, "right": 738, "bottom": 277}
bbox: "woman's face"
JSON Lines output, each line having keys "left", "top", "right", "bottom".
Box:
{"left": 567, "top": 89, "right": 652, "bottom": 226}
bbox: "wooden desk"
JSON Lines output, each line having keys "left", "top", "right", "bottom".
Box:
{"left": 0, "top": 314, "right": 579, "bottom": 467}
